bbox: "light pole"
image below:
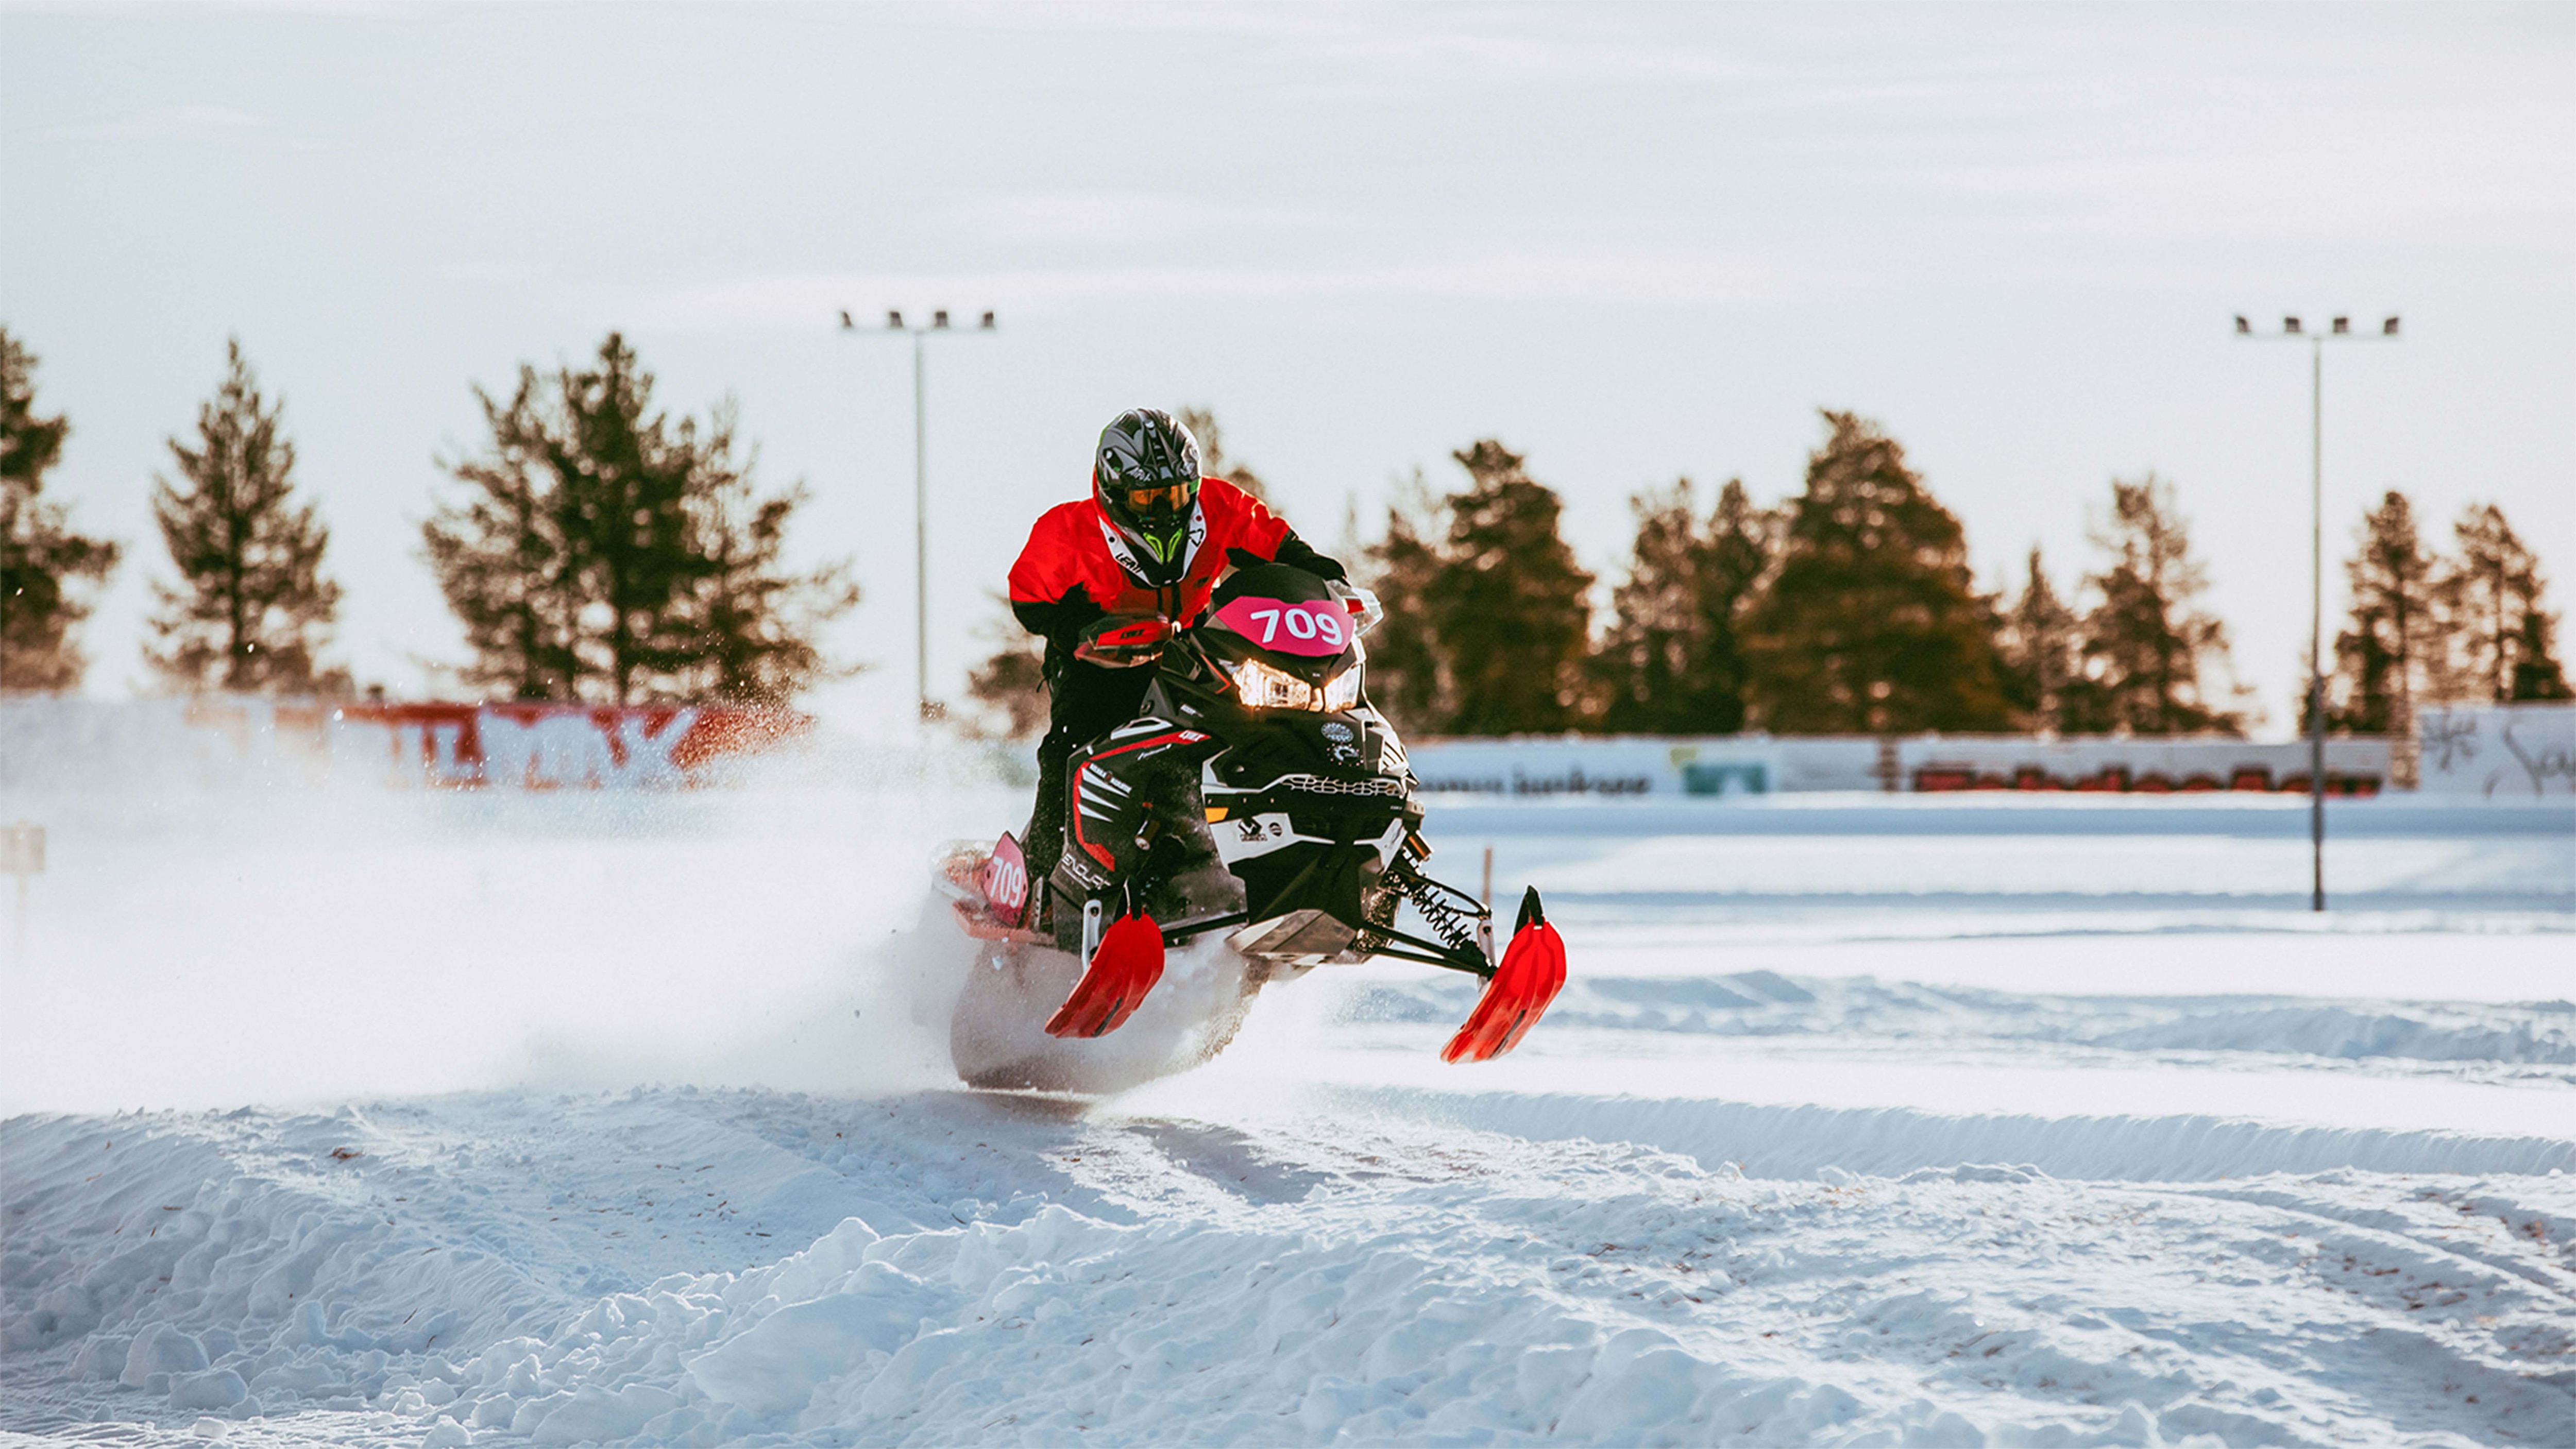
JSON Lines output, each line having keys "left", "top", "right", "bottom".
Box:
{"left": 2235, "top": 312, "right": 2399, "bottom": 912}
{"left": 840, "top": 306, "right": 997, "bottom": 722}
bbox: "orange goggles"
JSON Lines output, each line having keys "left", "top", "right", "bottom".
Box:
{"left": 1115, "top": 482, "right": 1195, "bottom": 514}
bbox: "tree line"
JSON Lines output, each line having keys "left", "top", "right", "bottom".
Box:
{"left": 9, "top": 323, "right": 2565, "bottom": 730}
{"left": 969, "top": 408, "right": 2567, "bottom": 740}
{"left": 2, "top": 327, "right": 853, "bottom": 703}
{"left": 1354, "top": 413, "right": 2278, "bottom": 739}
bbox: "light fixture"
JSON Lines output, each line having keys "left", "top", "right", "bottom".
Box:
{"left": 840, "top": 305, "right": 1001, "bottom": 723}
{"left": 2231, "top": 306, "right": 2404, "bottom": 911}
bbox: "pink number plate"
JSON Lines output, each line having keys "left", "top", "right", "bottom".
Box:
{"left": 1213, "top": 597, "right": 1351, "bottom": 657}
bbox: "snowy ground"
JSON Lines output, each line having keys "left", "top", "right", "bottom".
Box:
{"left": 3, "top": 755, "right": 2571, "bottom": 1447}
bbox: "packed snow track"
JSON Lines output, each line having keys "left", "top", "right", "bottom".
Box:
{"left": 2, "top": 768, "right": 2570, "bottom": 1446}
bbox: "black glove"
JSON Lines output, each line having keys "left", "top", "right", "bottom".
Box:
{"left": 1228, "top": 537, "right": 1347, "bottom": 582}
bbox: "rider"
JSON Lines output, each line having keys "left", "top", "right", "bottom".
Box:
{"left": 1009, "top": 407, "right": 1346, "bottom": 885}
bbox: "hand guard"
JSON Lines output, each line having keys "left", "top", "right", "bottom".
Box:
{"left": 1073, "top": 615, "right": 1173, "bottom": 669}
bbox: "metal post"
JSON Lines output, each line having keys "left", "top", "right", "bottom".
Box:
{"left": 842, "top": 307, "right": 994, "bottom": 727}
{"left": 2308, "top": 339, "right": 2326, "bottom": 912}
{"left": 913, "top": 330, "right": 930, "bottom": 722}
{"left": 1479, "top": 845, "right": 1496, "bottom": 966}
{"left": 2236, "top": 312, "right": 2397, "bottom": 913}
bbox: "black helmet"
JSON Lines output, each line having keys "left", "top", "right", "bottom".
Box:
{"left": 1093, "top": 408, "right": 1202, "bottom": 584}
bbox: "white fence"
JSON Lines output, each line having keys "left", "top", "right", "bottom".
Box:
{"left": 1404, "top": 733, "right": 2399, "bottom": 797}
{"left": 2416, "top": 704, "right": 2576, "bottom": 799}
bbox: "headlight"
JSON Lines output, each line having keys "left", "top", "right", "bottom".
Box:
{"left": 1321, "top": 662, "right": 1362, "bottom": 711}
{"left": 1228, "top": 656, "right": 1363, "bottom": 712}
{"left": 1229, "top": 657, "right": 1313, "bottom": 709}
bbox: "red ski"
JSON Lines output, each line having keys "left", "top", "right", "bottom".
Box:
{"left": 1044, "top": 912, "right": 1166, "bottom": 1038}
{"left": 1442, "top": 889, "right": 1567, "bottom": 1064}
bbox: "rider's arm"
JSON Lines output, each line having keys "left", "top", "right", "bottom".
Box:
{"left": 1008, "top": 504, "right": 1110, "bottom": 656}
{"left": 1268, "top": 528, "right": 1347, "bottom": 583}
{"left": 1205, "top": 479, "right": 1348, "bottom": 581}
{"left": 1011, "top": 586, "right": 1104, "bottom": 657}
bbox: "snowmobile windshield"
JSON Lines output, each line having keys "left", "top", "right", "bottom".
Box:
{"left": 1210, "top": 560, "right": 1336, "bottom": 612}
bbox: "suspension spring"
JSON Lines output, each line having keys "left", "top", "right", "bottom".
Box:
{"left": 1399, "top": 865, "right": 1488, "bottom": 962}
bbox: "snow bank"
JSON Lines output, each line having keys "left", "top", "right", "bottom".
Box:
{"left": 1325, "top": 1086, "right": 2576, "bottom": 1183}
{"left": 7, "top": 1089, "right": 2570, "bottom": 1446}
{"left": 1345, "top": 970, "right": 2576, "bottom": 1068}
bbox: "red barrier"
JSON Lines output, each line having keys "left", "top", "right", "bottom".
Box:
{"left": 1914, "top": 759, "right": 2381, "bottom": 796}
{"left": 334, "top": 702, "right": 806, "bottom": 789}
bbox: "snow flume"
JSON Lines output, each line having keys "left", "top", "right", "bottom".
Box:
{"left": 1, "top": 740, "right": 2570, "bottom": 1445}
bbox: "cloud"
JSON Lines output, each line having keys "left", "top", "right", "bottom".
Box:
{"left": 964, "top": 192, "right": 1333, "bottom": 245}
{"left": 646, "top": 248, "right": 1809, "bottom": 329}
{"left": 66, "top": 105, "right": 274, "bottom": 140}
{"left": 946, "top": 1, "right": 1755, "bottom": 84}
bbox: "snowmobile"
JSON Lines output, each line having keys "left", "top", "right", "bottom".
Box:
{"left": 935, "top": 559, "right": 1567, "bottom": 1090}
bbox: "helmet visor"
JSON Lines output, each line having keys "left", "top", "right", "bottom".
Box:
{"left": 1116, "top": 482, "right": 1195, "bottom": 517}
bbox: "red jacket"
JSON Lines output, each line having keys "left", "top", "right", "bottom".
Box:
{"left": 1009, "top": 478, "right": 1336, "bottom": 653}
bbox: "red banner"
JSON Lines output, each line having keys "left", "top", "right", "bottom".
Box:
{"left": 330, "top": 703, "right": 806, "bottom": 789}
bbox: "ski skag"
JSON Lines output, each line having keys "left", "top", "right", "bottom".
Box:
{"left": 935, "top": 561, "right": 1568, "bottom": 1085}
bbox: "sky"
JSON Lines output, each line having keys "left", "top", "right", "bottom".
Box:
{"left": 4, "top": 1, "right": 2569, "bottom": 736}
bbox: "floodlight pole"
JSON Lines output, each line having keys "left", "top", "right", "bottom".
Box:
{"left": 2235, "top": 313, "right": 2399, "bottom": 912}
{"left": 841, "top": 308, "right": 998, "bottom": 722}
{"left": 912, "top": 329, "right": 927, "bottom": 720}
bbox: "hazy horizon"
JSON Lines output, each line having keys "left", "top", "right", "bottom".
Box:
{"left": 5, "top": 3, "right": 2569, "bottom": 735}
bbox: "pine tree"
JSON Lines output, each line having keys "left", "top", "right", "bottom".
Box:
{"left": 2508, "top": 610, "right": 2570, "bottom": 701}
{"left": 421, "top": 370, "right": 579, "bottom": 699}
{"left": 426, "top": 333, "right": 853, "bottom": 704}
{"left": 2325, "top": 490, "right": 2445, "bottom": 732}
{"left": 1173, "top": 406, "right": 1267, "bottom": 503}
{"left": 1357, "top": 469, "right": 1450, "bottom": 734}
{"left": 1997, "top": 545, "right": 2091, "bottom": 731}
{"left": 145, "top": 339, "right": 345, "bottom": 694}
{"left": 555, "top": 336, "right": 700, "bottom": 703}
{"left": 1740, "top": 411, "right": 2012, "bottom": 734}
{"left": 2440, "top": 503, "right": 2568, "bottom": 703}
{"left": 962, "top": 596, "right": 1048, "bottom": 740}
{"left": 1426, "top": 441, "right": 1596, "bottom": 735}
{"left": 674, "top": 413, "right": 859, "bottom": 704}
{"left": 2076, "top": 474, "right": 2243, "bottom": 735}
{"left": 2, "top": 329, "right": 120, "bottom": 691}
{"left": 1595, "top": 481, "right": 1696, "bottom": 732}
{"left": 1594, "top": 476, "right": 1766, "bottom": 734}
